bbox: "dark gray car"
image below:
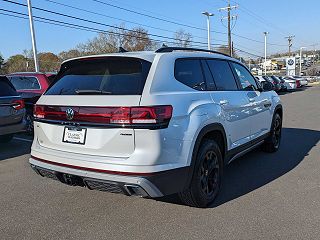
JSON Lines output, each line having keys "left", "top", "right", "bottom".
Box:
{"left": 0, "top": 76, "right": 26, "bottom": 143}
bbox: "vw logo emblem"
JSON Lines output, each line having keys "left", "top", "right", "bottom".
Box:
{"left": 288, "top": 59, "right": 294, "bottom": 66}
{"left": 66, "top": 108, "right": 74, "bottom": 120}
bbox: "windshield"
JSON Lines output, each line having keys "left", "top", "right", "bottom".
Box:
{"left": 46, "top": 57, "right": 152, "bottom": 95}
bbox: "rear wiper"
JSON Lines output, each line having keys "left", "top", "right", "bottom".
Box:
{"left": 75, "top": 90, "right": 113, "bottom": 95}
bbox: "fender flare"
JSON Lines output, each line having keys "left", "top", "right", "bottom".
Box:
{"left": 274, "top": 104, "right": 283, "bottom": 117}
{"left": 184, "top": 123, "right": 227, "bottom": 189}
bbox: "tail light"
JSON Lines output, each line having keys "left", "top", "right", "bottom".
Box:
{"left": 296, "top": 80, "right": 301, "bottom": 88}
{"left": 12, "top": 99, "right": 25, "bottom": 110}
{"left": 33, "top": 105, "right": 173, "bottom": 129}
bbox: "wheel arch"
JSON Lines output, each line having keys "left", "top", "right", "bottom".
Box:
{"left": 184, "top": 123, "right": 228, "bottom": 189}
{"left": 274, "top": 104, "right": 283, "bottom": 118}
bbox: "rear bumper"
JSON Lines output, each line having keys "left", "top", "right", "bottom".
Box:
{"left": 29, "top": 157, "right": 189, "bottom": 198}
{"left": 0, "top": 120, "right": 26, "bottom": 136}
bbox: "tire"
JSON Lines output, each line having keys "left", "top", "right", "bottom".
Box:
{"left": 0, "top": 134, "right": 14, "bottom": 143}
{"left": 25, "top": 113, "right": 34, "bottom": 135}
{"left": 179, "top": 139, "right": 223, "bottom": 208}
{"left": 262, "top": 113, "right": 282, "bottom": 153}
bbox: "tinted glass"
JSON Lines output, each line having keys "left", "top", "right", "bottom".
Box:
{"left": 175, "top": 59, "right": 206, "bottom": 91}
{"left": 46, "top": 74, "right": 56, "bottom": 85}
{"left": 206, "top": 59, "right": 238, "bottom": 91}
{"left": 0, "top": 76, "right": 18, "bottom": 96}
{"left": 201, "top": 60, "right": 216, "bottom": 90}
{"left": 231, "top": 63, "right": 258, "bottom": 91}
{"left": 9, "top": 76, "right": 41, "bottom": 90}
{"left": 46, "top": 58, "right": 151, "bottom": 95}
{"left": 270, "top": 76, "right": 281, "bottom": 83}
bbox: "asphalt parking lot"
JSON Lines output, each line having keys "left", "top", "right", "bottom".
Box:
{"left": 1, "top": 86, "right": 319, "bottom": 240}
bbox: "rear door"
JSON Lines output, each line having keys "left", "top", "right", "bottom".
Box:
{"left": 0, "top": 77, "right": 24, "bottom": 127}
{"left": 205, "top": 59, "right": 252, "bottom": 150}
{"left": 230, "top": 62, "right": 272, "bottom": 140}
{"left": 34, "top": 57, "right": 152, "bottom": 158}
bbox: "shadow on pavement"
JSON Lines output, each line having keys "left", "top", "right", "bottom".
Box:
{"left": 157, "top": 128, "right": 320, "bottom": 207}
{"left": 0, "top": 137, "right": 32, "bottom": 161}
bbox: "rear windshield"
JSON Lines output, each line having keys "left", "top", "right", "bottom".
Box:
{"left": 0, "top": 76, "right": 18, "bottom": 97}
{"left": 9, "top": 76, "right": 41, "bottom": 90}
{"left": 46, "top": 57, "right": 152, "bottom": 95}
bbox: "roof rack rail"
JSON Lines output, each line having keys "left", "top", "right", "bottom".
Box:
{"left": 155, "top": 47, "right": 231, "bottom": 57}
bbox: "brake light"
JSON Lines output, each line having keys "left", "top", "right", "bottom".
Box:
{"left": 33, "top": 105, "right": 173, "bottom": 129}
{"left": 296, "top": 80, "right": 301, "bottom": 88}
{"left": 34, "top": 105, "right": 45, "bottom": 119}
{"left": 12, "top": 99, "right": 25, "bottom": 110}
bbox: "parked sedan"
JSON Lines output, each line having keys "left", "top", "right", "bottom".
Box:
{"left": 291, "top": 76, "right": 308, "bottom": 86}
{"left": 0, "top": 76, "right": 26, "bottom": 143}
{"left": 270, "top": 76, "right": 287, "bottom": 91}
{"left": 262, "top": 76, "right": 281, "bottom": 92}
{"left": 7, "top": 72, "right": 56, "bottom": 134}
{"left": 281, "top": 76, "right": 300, "bottom": 90}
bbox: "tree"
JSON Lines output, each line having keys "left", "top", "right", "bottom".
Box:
{"left": 3, "top": 54, "right": 27, "bottom": 73}
{"left": 58, "top": 49, "right": 83, "bottom": 61}
{"left": 0, "top": 53, "right": 4, "bottom": 73}
{"left": 77, "top": 25, "right": 154, "bottom": 55}
{"left": 38, "top": 52, "right": 61, "bottom": 72}
{"left": 77, "top": 32, "right": 117, "bottom": 55}
{"left": 174, "top": 29, "right": 193, "bottom": 47}
{"left": 123, "top": 27, "right": 153, "bottom": 51}
{"left": 216, "top": 45, "right": 239, "bottom": 58}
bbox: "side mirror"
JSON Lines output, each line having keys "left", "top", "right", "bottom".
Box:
{"left": 262, "top": 81, "right": 274, "bottom": 91}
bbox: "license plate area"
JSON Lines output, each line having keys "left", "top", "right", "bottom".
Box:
{"left": 63, "top": 126, "right": 87, "bottom": 145}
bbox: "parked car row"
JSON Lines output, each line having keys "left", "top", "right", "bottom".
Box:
{"left": 255, "top": 75, "right": 309, "bottom": 92}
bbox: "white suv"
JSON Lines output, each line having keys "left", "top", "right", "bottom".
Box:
{"left": 30, "top": 47, "right": 282, "bottom": 208}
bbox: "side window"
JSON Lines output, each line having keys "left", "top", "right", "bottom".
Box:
{"left": 175, "top": 59, "right": 206, "bottom": 91}
{"left": 201, "top": 60, "right": 216, "bottom": 90}
{"left": 231, "top": 63, "right": 258, "bottom": 91}
{"left": 206, "top": 59, "right": 238, "bottom": 91}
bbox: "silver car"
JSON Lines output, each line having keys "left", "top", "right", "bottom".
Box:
{"left": 0, "top": 76, "right": 26, "bottom": 143}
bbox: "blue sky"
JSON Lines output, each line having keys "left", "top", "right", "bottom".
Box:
{"left": 0, "top": 0, "right": 319, "bottom": 59}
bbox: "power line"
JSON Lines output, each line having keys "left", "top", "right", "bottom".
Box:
{"left": 91, "top": 0, "right": 207, "bottom": 32}
{"left": 42, "top": 0, "right": 226, "bottom": 44}
{"left": 1, "top": 8, "right": 260, "bottom": 59}
{"left": 0, "top": 8, "right": 209, "bottom": 49}
{"left": 234, "top": 47, "right": 263, "bottom": 58}
{"left": 2, "top": 0, "right": 220, "bottom": 47}
{"left": 90, "top": 0, "right": 285, "bottom": 47}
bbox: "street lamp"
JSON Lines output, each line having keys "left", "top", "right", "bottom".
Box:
{"left": 202, "top": 11, "right": 214, "bottom": 50}
{"left": 263, "top": 32, "right": 269, "bottom": 76}
{"left": 300, "top": 47, "right": 307, "bottom": 76}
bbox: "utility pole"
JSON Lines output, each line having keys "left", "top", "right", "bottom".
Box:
{"left": 219, "top": 0, "right": 238, "bottom": 57}
{"left": 285, "top": 35, "right": 295, "bottom": 57}
{"left": 263, "top": 32, "right": 269, "bottom": 76}
{"left": 202, "top": 12, "right": 214, "bottom": 50}
{"left": 300, "top": 47, "right": 306, "bottom": 76}
{"left": 310, "top": 44, "right": 317, "bottom": 65}
{"left": 27, "top": 0, "right": 39, "bottom": 72}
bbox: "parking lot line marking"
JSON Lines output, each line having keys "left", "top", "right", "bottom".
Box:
{"left": 13, "top": 137, "right": 33, "bottom": 143}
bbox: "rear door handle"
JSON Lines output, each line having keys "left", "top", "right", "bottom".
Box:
{"left": 219, "top": 100, "right": 229, "bottom": 105}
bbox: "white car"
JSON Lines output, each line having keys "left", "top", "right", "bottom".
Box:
{"left": 280, "top": 76, "right": 299, "bottom": 90}
{"left": 29, "top": 47, "right": 283, "bottom": 208}
{"left": 291, "top": 76, "right": 308, "bottom": 86}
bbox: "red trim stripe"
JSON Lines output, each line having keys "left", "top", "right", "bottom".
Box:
{"left": 30, "top": 155, "right": 155, "bottom": 176}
